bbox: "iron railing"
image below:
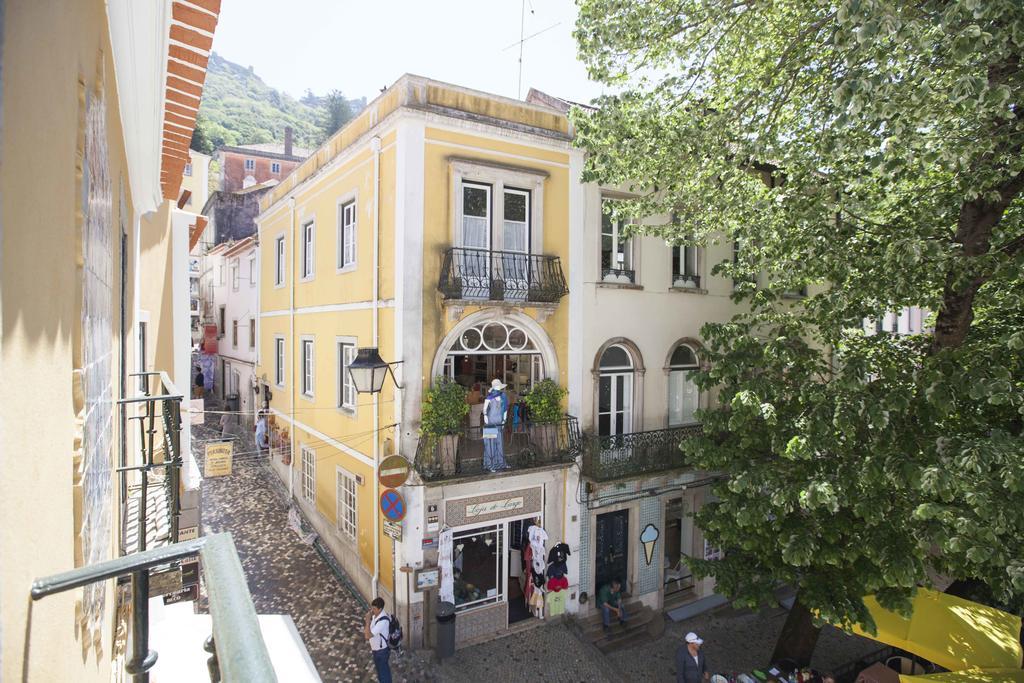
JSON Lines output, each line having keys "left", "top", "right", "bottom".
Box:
{"left": 415, "top": 415, "right": 581, "bottom": 481}
{"left": 120, "top": 372, "right": 184, "bottom": 555}
{"left": 671, "top": 272, "right": 702, "bottom": 289}
{"left": 601, "top": 267, "right": 636, "bottom": 284}
{"left": 31, "top": 533, "right": 276, "bottom": 683}
{"left": 439, "top": 247, "right": 569, "bottom": 303}
{"left": 581, "top": 424, "right": 702, "bottom": 481}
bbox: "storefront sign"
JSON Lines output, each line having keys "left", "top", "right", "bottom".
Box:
{"left": 414, "top": 567, "right": 440, "bottom": 591}
{"left": 204, "top": 441, "right": 233, "bottom": 477}
{"left": 163, "top": 584, "right": 199, "bottom": 606}
{"left": 383, "top": 519, "right": 402, "bottom": 541}
{"left": 379, "top": 455, "right": 411, "bottom": 488}
{"left": 465, "top": 496, "right": 524, "bottom": 519}
{"left": 189, "top": 399, "right": 205, "bottom": 425}
{"left": 177, "top": 526, "right": 199, "bottom": 542}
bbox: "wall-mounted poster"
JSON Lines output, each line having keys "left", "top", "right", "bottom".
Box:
{"left": 415, "top": 567, "right": 440, "bottom": 592}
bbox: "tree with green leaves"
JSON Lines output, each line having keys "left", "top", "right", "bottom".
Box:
{"left": 575, "top": 0, "right": 1024, "bottom": 662}
{"left": 320, "top": 89, "right": 353, "bottom": 141}
{"left": 190, "top": 113, "right": 214, "bottom": 155}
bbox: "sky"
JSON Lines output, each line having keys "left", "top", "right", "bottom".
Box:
{"left": 211, "top": 0, "right": 606, "bottom": 105}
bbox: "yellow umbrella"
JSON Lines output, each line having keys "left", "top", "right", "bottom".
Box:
{"left": 899, "top": 670, "right": 1024, "bottom": 683}
{"left": 849, "top": 588, "right": 1022, "bottom": 671}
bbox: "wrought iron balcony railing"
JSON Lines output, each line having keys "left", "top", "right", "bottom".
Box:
{"left": 671, "top": 272, "right": 702, "bottom": 289}
{"left": 439, "top": 247, "right": 568, "bottom": 304}
{"left": 581, "top": 424, "right": 702, "bottom": 482}
{"left": 601, "top": 267, "right": 636, "bottom": 284}
{"left": 415, "top": 415, "right": 581, "bottom": 482}
{"left": 120, "top": 372, "right": 184, "bottom": 555}
{"left": 31, "top": 534, "right": 276, "bottom": 683}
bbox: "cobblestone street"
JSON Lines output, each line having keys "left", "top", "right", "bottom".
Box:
{"left": 193, "top": 410, "right": 435, "bottom": 682}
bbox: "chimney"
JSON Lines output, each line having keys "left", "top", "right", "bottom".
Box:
{"left": 284, "top": 127, "right": 293, "bottom": 157}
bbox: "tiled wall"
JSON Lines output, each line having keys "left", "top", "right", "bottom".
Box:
{"left": 455, "top": 602, "right": 508, "bottom": 645}
{"left": 637, "top": 497, "right": 662, "bottom": 595}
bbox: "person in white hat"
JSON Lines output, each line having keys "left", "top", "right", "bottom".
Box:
{"left": 482, "top": 378, "right": 509, "bottom": 472}
{"left": 676, "top": 631, "right": 709, "bottom": 683}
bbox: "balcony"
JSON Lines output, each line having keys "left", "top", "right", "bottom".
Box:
{"left": 671, "top": 272, "right": 702, "bottom": 290}
{"left": 414, "top": 415, "right": 581, "bottom": 483}
{"left": 439, "top": 247, "right": 568, "bottom": 306}
{"left": 581, "top": 424, "right": 702, "bottom": 482}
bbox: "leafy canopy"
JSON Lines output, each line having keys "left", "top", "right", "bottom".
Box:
{"left": 574, "top": 0, "right": 1024, "bottom": 629}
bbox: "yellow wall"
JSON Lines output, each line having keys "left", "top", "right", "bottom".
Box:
{"left": 0, "top": 1, "right": 139, "bottom": 679}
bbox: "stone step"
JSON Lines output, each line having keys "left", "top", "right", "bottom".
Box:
{"left": 582, "top": 604, "right": 654, "bottom": 643}
{"left": 579, "top": 599, "right": 646, "bottom": 631}
{"left": 596, "top": 624, "right": 653, "bottom": 654}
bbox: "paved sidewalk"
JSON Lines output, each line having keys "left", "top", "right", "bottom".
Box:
{"left": 193, "top": 410, "right": 436, "bottom": 682}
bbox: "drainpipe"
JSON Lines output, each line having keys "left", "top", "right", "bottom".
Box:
{"left": 371, "top": 135, "right": 382, "bottom": 598}
{"left": 289, "top": 196, "right": 297, "bottom": 501}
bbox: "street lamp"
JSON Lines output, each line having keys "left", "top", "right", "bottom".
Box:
{"left": 347, "top": 347, "right": 403, "bottom": 394}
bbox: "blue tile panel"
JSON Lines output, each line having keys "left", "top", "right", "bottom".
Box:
{"left": 637, "top": 497, "right": 662, "bottom": 595}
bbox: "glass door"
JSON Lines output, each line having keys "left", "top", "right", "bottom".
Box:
{"left": 501, "top": 188, "right": 530, "bottom": 301}
{"left": 461, "top": 183, "right": 491, "bottom": 299}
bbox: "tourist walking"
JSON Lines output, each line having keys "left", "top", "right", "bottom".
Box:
{"left": 676, "top": 631, "right": 709, "bottom": 683}
{"left": 364, "top": 597, "right": 392, "bottom": 683}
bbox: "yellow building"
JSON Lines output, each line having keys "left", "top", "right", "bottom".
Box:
{"left": 257, "top": 75, "right": 580, "bottom": 648}
{"left": 0, "top": 1, "right": 242, "bottom": 680}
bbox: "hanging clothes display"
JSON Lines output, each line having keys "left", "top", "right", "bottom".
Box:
{"left": 545, "top": 542, "right": 571, "bottom": 592}
{"left": 439, "top": 527, "right": 455, "bottom": 605}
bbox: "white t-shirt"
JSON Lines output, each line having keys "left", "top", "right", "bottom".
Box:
{"left": 370, "top": 613, "right": 390, "bottom": 651}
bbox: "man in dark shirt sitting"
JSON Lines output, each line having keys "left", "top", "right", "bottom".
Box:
{"left": 597, "top": 579, "right": 627, "bottom": 631}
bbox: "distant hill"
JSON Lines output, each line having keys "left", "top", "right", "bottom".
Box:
{"left": 193, "top": 53, "right": 365, "bottom": 153}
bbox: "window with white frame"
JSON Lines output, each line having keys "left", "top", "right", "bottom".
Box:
{"left": 218, "top": 263, "right": 225, "bottom": 285}
{"left": 249, "top": 317, "right": 256, "bottom": 349}
{"left": 703, "top": 539, "right": 723, "bottom": 561}
{"left": 275, "top": 235, "right": 285, "bottom": 286}
{"left": 232, "top": 320, "right": 238, "bottom": 348}
{"left": 452, "top": 524, "right": 504, "bottom": 612}
{"left": 672, "top": 240, "right": 701, "bottom": 288}
{"left": 461, "top": 182, "right": 491, "bottom": 250}
{"left": 271, "top": 162, "right": 281, "bottom": 174}
{"left": 668, "top": 343, "right": 700, "bottom": 426}
{"left": 336, "top": 468, "right": 357, "bottom": 541}
{"left": 184, "top": 162, "right": 193, "bottom": 177}
{"left": 301, "top": 221, "right": 315, "bottom": 279}
{"left": 598, "top": 344, "right": 635, "bottom": 437}
{"left": 301, "top": 338, "right": 314, "bottom": 396}
{"left": 338, "top": 200, "right": 356, "bottom": 269}
{"left": 231, "top": 259, "right": 239, "bottom": 290}
{"left": 601, "top": 206, "right": 634, "bottom": 283}
{"left": 337, "top": 340, "right": 356, "bottom": 411}
{"left": 248, "top": 254, "right": 256, "bottom": 285}
{"left": 244, "top": 158, "right": 255, "bottom": 172}
{"left": 301, "top": 446, "right": 316, "bottom": 503}
{"left": 274, "top": 337, "right": 285, "bottom": 386}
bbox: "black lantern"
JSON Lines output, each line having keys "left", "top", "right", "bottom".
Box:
{"left": 347, "top": 347, "right": 402, "bottom": 394}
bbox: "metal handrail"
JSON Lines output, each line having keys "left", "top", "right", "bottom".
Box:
{"left": 581, "top": 424, "right": 702, "bottom": 481}
{"left": 439, "top": 246, "right": 569, "bottom": 303}
{"left": 31, "top": 533, "right": 276, "bottom": 683}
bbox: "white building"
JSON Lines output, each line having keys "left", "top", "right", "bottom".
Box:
{"left": 203, "top": 235, "right": 259, "bottom": 424}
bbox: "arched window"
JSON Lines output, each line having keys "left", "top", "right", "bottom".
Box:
{"left": 598, "top": 344, "right": 634, "bottom": 437}
{"left": 668, "top": 343, "right": 700, "bottom": 426}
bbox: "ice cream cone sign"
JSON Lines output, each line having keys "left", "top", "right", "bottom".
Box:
{"left": 640, "top": 524, "right": 659, "bottom": 566}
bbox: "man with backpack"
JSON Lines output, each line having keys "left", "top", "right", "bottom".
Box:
{"left": 364, "top": 597, "right": 400, "bottom": 682}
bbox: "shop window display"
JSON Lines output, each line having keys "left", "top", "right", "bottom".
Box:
{"left": 452, "top": 525, "right": 504, "bottom": 611}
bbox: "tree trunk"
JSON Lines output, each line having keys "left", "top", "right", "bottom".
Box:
{"left": 770, "top": 597, "right": 821, "bottom": 668}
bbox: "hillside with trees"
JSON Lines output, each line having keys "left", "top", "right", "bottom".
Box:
{"left": 191, "top": 52, "right": 365, "bottom": 154}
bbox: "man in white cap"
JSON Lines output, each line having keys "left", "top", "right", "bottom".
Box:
{"left": 676, "top": 631, "right": 709, "bottom": 683}
{"left": 482, "top": 378, "right": 509, "bottom": 472}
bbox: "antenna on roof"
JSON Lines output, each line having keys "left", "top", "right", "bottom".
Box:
{"left": 502, "top": 0, "right": 559, "bottom": 99}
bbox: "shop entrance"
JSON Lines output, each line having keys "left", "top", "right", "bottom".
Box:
{"left": 594, "top": 509, "right": 629, "bottom": 595}
{"left": 663, "top": 498, "right": 695, "bottom": 599}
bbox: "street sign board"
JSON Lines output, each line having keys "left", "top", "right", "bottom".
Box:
{"left": 204, "top": 441, "right": 233, "bottom": 477}
{"left": 383, "top": 519, "right": 403, "bottom": 541}
{"left": 379, "top": 488, "right": 406, "bottom": 522}
{"left": 379, "top": 455, "right": 411, "bottom": 488}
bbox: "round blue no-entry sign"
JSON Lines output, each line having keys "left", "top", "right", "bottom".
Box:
{"left": 380, "top": 488, "right": 406, "bottom": 522}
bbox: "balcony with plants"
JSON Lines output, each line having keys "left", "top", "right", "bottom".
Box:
{"left": 414, "top": 378, "right": 581, "bottom": 483}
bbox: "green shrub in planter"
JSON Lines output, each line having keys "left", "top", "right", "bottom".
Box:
{"left": 420, "top": 377, "right": 469, "bottom": 435}
{"left": 524, "top": 378, "right": 567, "bottom": 424}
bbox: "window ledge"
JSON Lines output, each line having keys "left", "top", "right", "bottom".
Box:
{"left": 597, "top": 282, "right": 643, "bottom": 290}
{"left": 336, "top": 264, "right": 357, "bottom": 275}
{"left": 668, "top": 286, "right": 708, "bottom": 295}
{"left": 337, "top": 406, "right": 357, "bottom": 417}
{"left": 300, "top": 392, "right": 315, "bottom": 402}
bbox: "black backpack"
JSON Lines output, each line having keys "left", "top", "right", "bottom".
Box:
{"left": 380, "top": 613, "right": 403, "bottom": 651}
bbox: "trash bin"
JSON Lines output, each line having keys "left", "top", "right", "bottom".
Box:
{"left": 435, "top": 601, "right": 456, "bottom": 660}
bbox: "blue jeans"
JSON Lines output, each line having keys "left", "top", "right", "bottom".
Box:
{"left": 372, "top": 648, "right": 392, "bottom": 683}
{"left": 601, "top": 601, "right": 626, "bottom": 627}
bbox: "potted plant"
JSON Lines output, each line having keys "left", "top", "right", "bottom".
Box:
{"left": 420, "top": 378, "right": 469, "bottom": 475}
{"left": 523, "top": 379, "right": 567, "bottom": 455}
